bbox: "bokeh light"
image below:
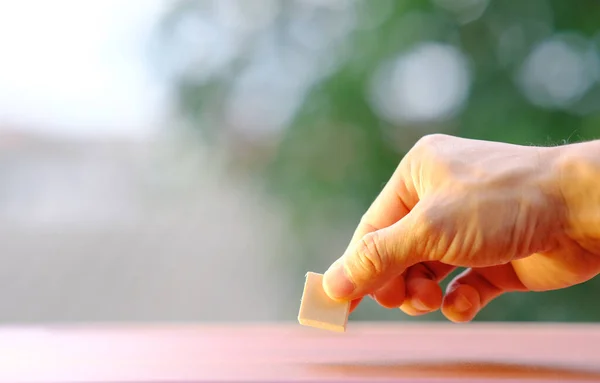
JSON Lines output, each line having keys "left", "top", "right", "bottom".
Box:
{"left": 369, "top": 42, "right": 471, "bottom": 125}
{"left": 517, "top": 33, "right": 599, "bottom": 110}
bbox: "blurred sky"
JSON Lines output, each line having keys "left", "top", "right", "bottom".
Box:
{"left": 0, "top": 0, "right": 169, "bottom": 139}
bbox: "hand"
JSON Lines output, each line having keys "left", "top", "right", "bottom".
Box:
{"left": 322, "top": 134, "right": 600, "bottom": 322}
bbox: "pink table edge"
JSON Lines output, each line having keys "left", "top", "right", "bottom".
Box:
{"left": 0, "top": 321, "right": 599, "bottom": 382}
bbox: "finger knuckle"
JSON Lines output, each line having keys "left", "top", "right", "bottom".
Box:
{"left": 358, "top": 214, "right": 379, "bottom": 233}
{"left": 415, "top": 133, "right": 448, "bottom": 148}
{"left": 408, "top": 134, "right": 450, "bottom": 176}
{"left": 410, "top": 204, "right": 446, "bottom": 261}
{"left": 354, "top": 232, "right": 387, "bottom": 277}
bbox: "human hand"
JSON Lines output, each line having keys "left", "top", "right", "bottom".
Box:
{"left": 322, "top": 134, "right": 600, "bottom": 322}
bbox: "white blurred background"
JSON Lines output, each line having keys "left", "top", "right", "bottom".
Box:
{"left": 0, "top": 0, "right": 301, "bottom": 322}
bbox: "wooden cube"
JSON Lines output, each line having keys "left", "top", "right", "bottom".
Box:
{"left": 298, "top": 271, "right": 350, "bottom": 332}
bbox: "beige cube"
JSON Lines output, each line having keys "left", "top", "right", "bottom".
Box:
{"left": 298, "top": 272, "right": 350, "bottom": 332}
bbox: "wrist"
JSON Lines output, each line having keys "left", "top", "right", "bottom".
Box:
{"left": 550, "top": 141, "right": 600, "bottom": 255}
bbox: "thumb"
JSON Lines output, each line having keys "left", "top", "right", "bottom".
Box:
{"left": 322, "top": 210, "right": 423, "bottom": 301}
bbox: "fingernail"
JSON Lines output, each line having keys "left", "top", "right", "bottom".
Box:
{"left": 411, "top": 298, "right": 431, "bottom": 312}
{"left": 453, "top": 294, "right": 473, "bottom": 313}
{"left": 323, "top": 261, "right": 355, "bottom": 299}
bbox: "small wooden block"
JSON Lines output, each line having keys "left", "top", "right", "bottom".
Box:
{"left": 298, "top": 272, "right": 350, "bottom": 332}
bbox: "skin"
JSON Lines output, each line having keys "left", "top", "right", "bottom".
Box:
{"left": 321, "top": 134, "right": 600, "bottom": 322}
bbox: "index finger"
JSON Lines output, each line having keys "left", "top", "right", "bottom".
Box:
{"left": 323, "top": 166, "right": 416, "bottom": 300}
{"left": 349, "top": 167, "right": 416, "bottom": 243}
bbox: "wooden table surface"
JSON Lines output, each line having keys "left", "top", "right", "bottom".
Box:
{"left": 1, "top": 322, "right": 599, "bottom": 382}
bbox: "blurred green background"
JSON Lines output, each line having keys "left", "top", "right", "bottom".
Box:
{"left": 156, "top": 0, "right": 600, "bottom": 322}
{"left": 1, "top": 0, "right": 600, "bottom": 324}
